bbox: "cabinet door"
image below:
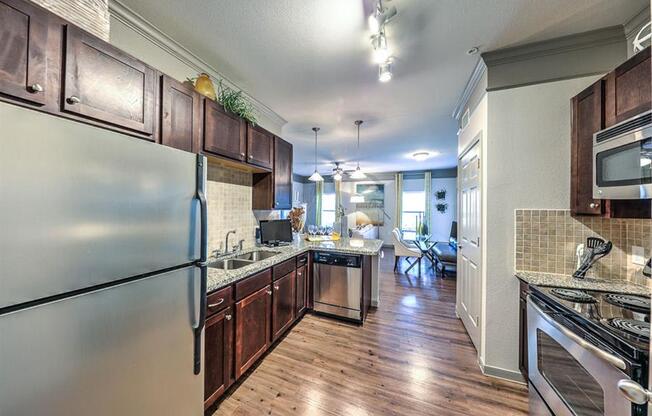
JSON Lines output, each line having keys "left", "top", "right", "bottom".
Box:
{"left": 247, "top": 124, "right": 273, "bottom": 169}
{"left": 605, "top": 46, "right": 651, "bottom": 127}
{"left": 204, "top": 306, "right": 233, "bottom": 409}
{"left": 570, "top": 81, "right": 603, "bottom": 216}
{"left": 295, "top": 265, "right": 307, "bottom": 317}
{"left": 272, "top": 271, "right": 296, "bottom": 341}
{"left": 0, "top": 0, "right": 49, "bottom": 105}
{"left": 160, "top": 75, "right": 201, "bottom": 152}
{"left": 203, "top": 99, "right": 246, "bottom": 161}
{"left": 234, "top": 285, "right": 271, "bottom": 379}
{"left": 63, "top": 25, "right": 156, "bottom": 135}
{"left": 274, "top": 137, "right": 293, "bottom": 209}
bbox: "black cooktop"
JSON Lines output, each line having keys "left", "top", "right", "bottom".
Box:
{"left": 533, "top": 286, "right": 650, "bottom": 360}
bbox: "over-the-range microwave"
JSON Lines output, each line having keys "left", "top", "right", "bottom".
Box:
{"left": 593, "top": 110, "right": 652, "bottom": 199}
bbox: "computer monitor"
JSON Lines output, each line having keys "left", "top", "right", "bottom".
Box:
{"left": 259, "top": 219, "right": 292, "bottom": 245}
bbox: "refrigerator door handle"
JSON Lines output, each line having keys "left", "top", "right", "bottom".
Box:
{"left": 193, "top": 154, "right": 208, "bottom": 375}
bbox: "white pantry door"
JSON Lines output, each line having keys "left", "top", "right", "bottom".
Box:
{"left": 457, "top": 140, "right": 482, "bottom": 350}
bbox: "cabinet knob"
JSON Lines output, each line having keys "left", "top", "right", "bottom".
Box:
{"left": 589, "top": 202, "right": 600, "bottom": 209}
{"left": 266, "top": 290, "right": 272, "bottom": 295}
{"left": 274, "top": 285, "right": 280, "bottom": 290}
{"left": 225, "top": 314, "right": 232, "bottom": 321}
{"left": 28, "top": 83, "right": 43, "bottom": 93}
{"left": 248, "top": 155, "right": 253, "bottom": 159}
{"left": 67, "top": 96, "right": 81, "bottom": 105}
{"left": 240, "top": 152, "right": 245, "bottom": 157}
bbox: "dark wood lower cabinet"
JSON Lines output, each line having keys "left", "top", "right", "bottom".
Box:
{"left": 204, "top": 306, "right": 233, "bottom": 410}
{"left": 234, "top": 284, "right": 272, "bottom": 379}
{"left": 295, "top": 265, "right": 307, "bottom": 317}
{"left": 272, "top": 271, "right": 295, "bottom": 341}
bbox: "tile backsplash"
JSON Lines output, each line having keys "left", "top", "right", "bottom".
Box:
{"left": 515, "top": 209, "right": 651, "bottom": 286}
{"left": 206, "top": 162, "right": 257, "bottom": 255}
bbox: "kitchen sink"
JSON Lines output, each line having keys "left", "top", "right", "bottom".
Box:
{"left": 235, "top": 250, "right": 280, "bottom": 261}
{"left": 208, "top": 258, "right": 253, "bottom": 270}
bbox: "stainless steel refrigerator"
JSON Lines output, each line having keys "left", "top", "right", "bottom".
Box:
{"left": 0, "top": 102, "right": 208, "bottom": 415}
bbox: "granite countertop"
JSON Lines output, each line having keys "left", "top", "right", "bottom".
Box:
{"left": 515, "top": 270, "right": 651, "bottom": 296}
{"left": 207, "top": 238, "right": 384, "bottom": 293}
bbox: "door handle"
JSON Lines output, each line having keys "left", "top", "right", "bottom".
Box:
{"left": 528, "top": 296, "right": 626, "bottom": 370}
{"left": 193, "top": 155, "right": 208, "bottom": 376}
{"left": 208, "top": 298, "right": 224, "bottom": 308}
{"left": 618, "top": 379, "right": 652, "bottom": 404}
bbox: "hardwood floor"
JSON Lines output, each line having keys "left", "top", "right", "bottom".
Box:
{"left": 212, "top": 249, "right": 529, "bottom": 415}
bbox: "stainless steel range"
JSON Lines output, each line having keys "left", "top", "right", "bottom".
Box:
{"left": 527, "top": 286, "right": 649, "bottom": 416}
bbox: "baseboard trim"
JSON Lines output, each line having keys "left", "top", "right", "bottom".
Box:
{"left": 478, "top": 360, "right": 526, "bottom": 384}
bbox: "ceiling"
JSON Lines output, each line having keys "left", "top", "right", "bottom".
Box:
{"left": 118, "top": 0, "right": 646, "bottom": 176}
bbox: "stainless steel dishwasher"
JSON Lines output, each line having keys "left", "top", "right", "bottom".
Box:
{"left": 313, "top": 251, "right": 362, "bottom": 322}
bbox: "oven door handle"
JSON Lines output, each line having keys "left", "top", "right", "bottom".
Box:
{"left": 528, "top": 296, "right": 627, "bottom": 371}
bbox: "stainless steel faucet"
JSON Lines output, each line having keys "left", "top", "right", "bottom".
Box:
{"left": 225, "top": 230, "right": 236, "bottom": 254}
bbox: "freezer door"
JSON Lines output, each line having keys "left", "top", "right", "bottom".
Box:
{"left": 0, "top": 103, "right": 202, "bottom": 308}
{"left": 0, "top": 266, "right": 203, "bottom": 416}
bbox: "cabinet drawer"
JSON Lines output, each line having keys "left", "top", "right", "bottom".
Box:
{"left": 207, "top": 285, "right": 233, "bottom": 317}
{"left": 273, "top": 259, "right": 295, "bottom": 281}
{"left": 296, "top": 253, "right": 308, "bottom": 268}
{"left": 235, "top": 269, "right": 272, "bottom": 301}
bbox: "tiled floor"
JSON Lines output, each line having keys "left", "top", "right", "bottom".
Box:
{"left": 212, "top": 249, "right": 529, "bottom": 415}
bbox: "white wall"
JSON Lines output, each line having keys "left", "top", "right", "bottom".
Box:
{"left": 481, "top": 75, "right": 601, "bottom": 376}
{"left": 430, "top": 177, "right": 457, "bottom": 242}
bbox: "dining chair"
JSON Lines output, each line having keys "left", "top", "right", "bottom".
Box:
{"left": 391, "top": 228, "right": 423, "bottom": 274}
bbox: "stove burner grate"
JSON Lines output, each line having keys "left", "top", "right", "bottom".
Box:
{"left": 603, "top": 293, "right": 650, "bottom": 314}
{"left": 606, "top": 318, "right": 650, "bottom": 340}
{"left": 550, "top": 288, "right": 597, "bottom": 303}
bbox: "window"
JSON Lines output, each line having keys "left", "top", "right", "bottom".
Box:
{"left": 401, "top": 190, "right": 425, "bottom": 240}
{"left": 321, "top": 192, "right": 336, "bottom": 227}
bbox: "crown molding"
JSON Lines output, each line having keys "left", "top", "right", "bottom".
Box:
{"left": 108, "top": 0, "right": 287, "bottom": 130}
{"left": 481, "top": 26, "right": 624, "bottom": 67}
{"left": 624, "top": 5, "right": 650, "bottom": 39}
{"left": 452, "top": 58, "right": 486, "bottom": 121}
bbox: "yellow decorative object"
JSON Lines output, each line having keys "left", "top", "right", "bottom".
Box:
{"left": 193, "top": 73, "right": 216, "bottom": 101}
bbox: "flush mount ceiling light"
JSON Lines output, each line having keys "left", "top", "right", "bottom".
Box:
{"left": 412, "top": 151, "right": 432, "bottom": 161}
{"left": 350, "top": 120, "right": 367, "bottom": 179}
{"left": 378, "top": 61, "right": 392, "bottom": 83}
{"left": 308, "top": 127, "right": 324, "bottom": 182}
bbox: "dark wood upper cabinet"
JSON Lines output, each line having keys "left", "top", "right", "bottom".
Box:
{"left": 204, "top": 306, "right": 233, "bottom": 410}
{"left": 160, "top": 75, "right": 201, "bottom": 152}
{"left": 272, "top": 271, "right": 295, "bottom": 342}
{"left": 295, "top": 264, "right": 308, "bottom": 317}
{"left": 605, "top": 46, "right": 651, "bottom": 127}
{"left": 246, "top": 124, "right": 273, "bottom": 169}
{"left": 62, "top": 25, "right": 156, "bottom": 136}
{"left": 234, "top": 284, "right": 271, "bottom": 380}
{"left": 0, "top": 0, "right": 49, "bottom": 106}
{"left": 570, "top": 81, "right": 603, "bottom": 216}
{"left": 203, "top": 98, "right": 246, "bottom": 161}
{"left": 252, "top": 136, "right": 293, "bottom": 210}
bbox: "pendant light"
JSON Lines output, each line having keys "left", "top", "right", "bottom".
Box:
{"left": 308, "top": 127, "right": 324, "bottom": 182}
{"left": 350, "top": 120, "right": 366, "bottom": 179}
